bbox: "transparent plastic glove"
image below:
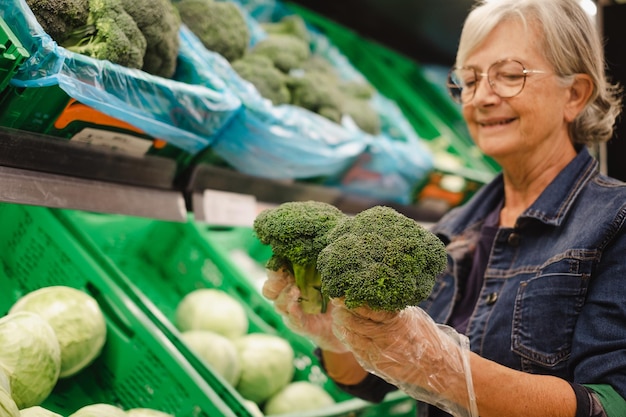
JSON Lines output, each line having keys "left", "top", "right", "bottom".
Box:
{"left": 262, "top": 267, "right": 348, "bottom": 353}
{"left": 331, "top": 299, "right": 478, "bottom": 417}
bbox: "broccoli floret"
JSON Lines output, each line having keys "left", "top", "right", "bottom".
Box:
{"left": 175, "top": 0, "right": 250, "bottom": 62}
{"left": 249, "top": 34, "right": 310, "bottom": 73}
{"left": 62, "top": 0, "right": 147, "bottom": 69}
{"left": 231, "top": 54, "right": 291, "bottom": 105}
{"left": 339, "top": 80, "right": 376, "bottom": 101}
{"left": 25, "top": 0, "right": 90, "bottom": 43}
{"left": 318, "top": 206, "right": 447, "bottom": 312}
{"left": 341, "top": 97, "right": 381, "bottom": 135}
{"left": 119, "top": 0, "right": 181, "bottom": 78}
{"left": 253, "top": 201, "right": 348, "bottom": 314}
{"left": 261, "top": 14, "right": 310, "bottom": 43}
{"left": 287, "top": 70, "right": 344, "bottom": 123}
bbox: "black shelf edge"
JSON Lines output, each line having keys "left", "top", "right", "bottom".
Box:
{"left": 185, "top": 164, "right": 446, "bottom": 223}
{"left": 0, "top": 126, "right": 177, "bottom": 190}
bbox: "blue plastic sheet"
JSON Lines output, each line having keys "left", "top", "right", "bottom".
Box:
{"left": 176, "top": 22, "right": 369, "bottom": 180}
{"left": 1, "top": 0, "right": 243, "bottom": 155}
{"left": 229, "top": 0, "right": 435, "bottom": 203}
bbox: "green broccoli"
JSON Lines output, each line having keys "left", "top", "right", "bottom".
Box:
{"left": 231, "top": 54, "right": 291, "bottom": 105}
{"left": 119, "top": 0, "right": 181, "bottom": 78}
{"left": 341, "top": 97, "right": 381, "bottom": 135}
{"left": 26, "top": 0, "right": 90, "bottom": 43}
{"left": 261, "top": 14, "right": 310, "bottom": 43}
{"left": 318, "top": 206, "right": 447, "bottom": 312}
{"left": 62, "top": 0, "right": 147, "bottom": 69}
{"left": 175, "top": 0, "right": 250, "bottom": 62}
{"left": 249, "top": 34, "right": 310, "bottom": 73}
{"left": 253, "top": 201, "right": 348, "bottom": 314}
{"left": 287, "top": 70, "right": 344, "bottom": 123}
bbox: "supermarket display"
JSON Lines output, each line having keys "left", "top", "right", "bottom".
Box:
{"left": 55, "top": 207, "right": 419, "bottom": 417}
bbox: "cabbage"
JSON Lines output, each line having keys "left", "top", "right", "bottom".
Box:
{"left": 68, "top": 403, "right": 127, "bottom": 417}
{"left": 0, "top": 386, "right": 19, "bottom": 417}
{"left": 0, "top": 312, "right": 61, "bottom": 409}
{"left": 264, "top": 381, "right": 335, "bottom": 415}
{"left": 234, "top": 333, "right": 295, "bottom": 404}
{"left": 9, "top": 286, "right": 107, "bottom": 378}
{"left": 126, "top": 408, "right": 174, "bottom": 417}
{"left": 175, "top": 289, "right": 248, "bottom": 339}
{"left": 19, "top": 406, "right": 63, "bottom": 417}
{"left": 242, "top": 400, "right": 264, "bottom": 417}
{"left": 181, "top": 330, "right": 241, "bottom": 385}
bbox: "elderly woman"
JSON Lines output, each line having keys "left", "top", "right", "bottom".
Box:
{"left": 261, "top": 0, "right": 626, "bottom": 416}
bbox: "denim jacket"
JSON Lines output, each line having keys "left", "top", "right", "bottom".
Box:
{"left": 425, "top": 147, "right": 626, "bottom": 400}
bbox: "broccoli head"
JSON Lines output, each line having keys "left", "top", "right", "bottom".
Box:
{"left": 318, "top": 206, "right": 447, "bottom": 312}
{"left": 62, "top": 0, "right": 147, "bottom": 69}
{"left": 231, "top": 54, "right": 291, "bottom": 105}
{"left": 26, "top": 0, "right": 90, "bottom": 43}
{"left": 261, "top": 14, "right": 310, "bottom": 43}
{"left": 253, "top": 201, "right": 348, "bottom": 314}
{"left": 287, "top": 70, "right": 344, "bottom": 123}
{"left": 249, "top": 34, "right": 310, "bottom": 73}
{"left": 341, "top": 97, "right": 381, "bottom": 135}
{"left": 119, "top": 0, "right": 181, "bottom": 78}
{"left": 175, "top": 0, "right": 250, "bottom": 62}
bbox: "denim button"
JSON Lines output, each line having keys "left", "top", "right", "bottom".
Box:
{"left": 486, "top": 292, "right": 498, "bottom": 305}
{"left": 507, "top": 233, "right": 520, "bottom": 246}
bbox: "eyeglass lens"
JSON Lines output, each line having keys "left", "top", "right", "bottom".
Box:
{"left": 447, "top": 60, "right": 528, "bottom": 104}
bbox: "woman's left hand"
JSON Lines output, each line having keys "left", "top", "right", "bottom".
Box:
{"left": 330, "top": 299, "right": 479, "bottom": 417}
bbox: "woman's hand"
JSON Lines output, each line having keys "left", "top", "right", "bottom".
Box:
{"left": 262, "top": 267, "right": 348, "bottom": 353}
{"left": 331, "top": 299, "right": 478, "bottom": 417}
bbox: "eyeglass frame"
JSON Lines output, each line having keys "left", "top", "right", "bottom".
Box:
{"left": 447, "top": 59, "right": 549, "bottom": 104}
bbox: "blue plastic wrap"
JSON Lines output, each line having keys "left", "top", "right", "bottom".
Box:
{"left": 176, "top": 23, "right": 369, "bottom": 180}
{"left": 1, "top": 0, "right": 243, "bottom": 155}
{"left": 229, "top": 0, "right": 435, "bottom": 203}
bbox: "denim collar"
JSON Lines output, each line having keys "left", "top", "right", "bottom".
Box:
{"left": 433, "top": 147, "right": 598, "bottom": 237}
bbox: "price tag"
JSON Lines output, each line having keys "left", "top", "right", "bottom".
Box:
{"left": 202, "top": 189, "right": 258, "bottom": 226}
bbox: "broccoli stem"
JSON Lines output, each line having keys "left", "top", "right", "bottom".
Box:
{"left": 292, "top": 263, "right": 328, "bottom": 314}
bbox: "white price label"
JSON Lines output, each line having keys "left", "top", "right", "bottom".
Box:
{"left": 202, "top": 189, "right": 258, "bottom": 226}
{"left": 70, "top": 128, "right": 153, "bottom": 156}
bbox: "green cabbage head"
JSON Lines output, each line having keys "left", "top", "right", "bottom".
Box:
{"left": 68, "top": 403, "right": 127, "bottom": 417}
{"left": 19, "top": 405, "right": 63, "bottom": 417}
{"left": 235, "top": 333, "right": 295, "bottom": 404}
{"left": 0, "top": 312, "right": 61, "bottom": 409}
{"left": 264, "top": 381, "right": 335, "bottom": 415}
{"left": 181, "top": 330, "right": 241, "bottom": 386}
{"left": 9, "top": 286, "right": 107, "bottom": 378}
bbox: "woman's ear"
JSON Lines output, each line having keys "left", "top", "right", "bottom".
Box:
{"left": 564, "top": 74, "right": 594, "bottom": 122}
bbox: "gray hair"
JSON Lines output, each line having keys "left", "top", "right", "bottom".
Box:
{"left": 456, "top": 0, "right": 622, "bottom": 145}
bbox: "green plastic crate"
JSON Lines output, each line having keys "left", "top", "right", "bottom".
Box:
{"left": 56, "top": 210, "right": 419, "bottom": 417}
{"left": 0, "top": 202, "right": 253, "bottom": 417}
{"left": 0, "top": 16, "right": 28, "bottom": 93}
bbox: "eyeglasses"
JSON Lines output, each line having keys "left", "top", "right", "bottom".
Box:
{"left": 447, "top": 59, "right": 548, "bottom": 104}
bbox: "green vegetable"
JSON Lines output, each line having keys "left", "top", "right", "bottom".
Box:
{"left": 253, "top": 201, "right": 348, "bottom": 314}
{"left": 175, "top": 0, "right": 250, "bottom": 62}
{"left": 126, "top": 408, "right": 174, "bottom": 417}
{"left": 61, "top": 0, "right": 147, "bottom": 69}
{"left": 234, "top": 333, "right": 294, "bottom": 404}
{"left": 341, "top": 96, "right": 381, "bottom": 135}
{"left": 25, "top": 0, "right": 90, "bottom": 43}
{"left": 287, "top": 70, "right": 345, "bottom": 124}
{"left": 318, "top": 205, "right": 447, "bottom": 312}
{"left": 264, "top": 381, "right": 335, "bottom": 415}
{"left": 0, "top": 312, "right": 61, "bottom": 409}
{"left": 68, "top": 403, "right": 127, "bottom": 417}
{"left": 242, "top": 400, "right": 263, "bottom": 417}
{"left": 249, "top": 34, "right": 310, "bottom": 73}
{"left": 0, "top": 386, "right": 18, "bottom": 417}
{"left": 231, "top": 54, "right": 291, "bottom": 105}
{"left": 175, "top": 289, "right": 248, "bottom": 339}
{"left": 19, "top": 406, "right": 63, "bottom": 417}
{"left": 181, "top": 330, "right": 241, "bottom": 386}
{"left": 261, "top": 14, "right": 310, "bottom": 43}
{"left": 119, "top": 0, "right": 181, "bottom": 77}
{"left": 9, "top": 286, "right": 107, "bottom": 378}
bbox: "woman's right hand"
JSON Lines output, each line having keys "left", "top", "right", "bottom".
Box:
{"left": 262, "top": 266, "right": 349, "bottom": 353}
